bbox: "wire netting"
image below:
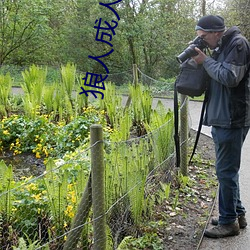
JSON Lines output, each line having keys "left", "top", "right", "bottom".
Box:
{"left": 0, "top": 66, "right": 191, "bottom": 249}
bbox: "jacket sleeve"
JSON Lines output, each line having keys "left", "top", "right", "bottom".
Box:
{"left": 203, "top": 37, "right": 250, "bottom": 87}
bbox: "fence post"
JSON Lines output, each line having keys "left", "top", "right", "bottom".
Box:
{"left": 91, "top": 124, "right": 106, "bottom": 250}
{"left": 180, "top": 94, "right": 188, "bottom": 176}
{"left": 63, "top": 175, "right": 92, "bottom": 250}
{"left": 133, "top": 64, "right": 138, "bottom": 86}
{"left": 125, "top": 64, "right": 138, "bottom": 109}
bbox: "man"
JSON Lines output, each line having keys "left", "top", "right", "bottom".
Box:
{"left": 192, "top": 15, "right": 250, "bottom": 238}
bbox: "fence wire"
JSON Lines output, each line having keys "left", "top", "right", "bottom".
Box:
{"left": 0, "top": 67, "right": 193, "bottom": 249}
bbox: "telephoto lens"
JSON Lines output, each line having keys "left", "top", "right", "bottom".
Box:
{"left": 176, "top": 36, "right": 208, "bottom": 63}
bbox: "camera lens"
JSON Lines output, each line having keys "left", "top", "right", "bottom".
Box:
{"left": 176, "top": 44, "right": 198, "bottom": 63}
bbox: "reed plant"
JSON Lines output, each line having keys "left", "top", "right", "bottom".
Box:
{"left": 99, "top": 82, "right": 122, "bottom": 128}
{"left": 129, "top": 84, "right": 153, "bottom": 134}
{"left": 0, "top": 73, "right": 12, "bottom": 117}
{"left": 21, "top": 65, "right": 47, "bottom": 118}
{"left": 43, "top": 159, "right": 68, "bottom": 228}
{"left": 61, "top": 63, "right": 76, "bottom": 104}
{"left": 52, "top": 83, "right": 73, "bottom": 122}
{"left": 0, "top": 161, "right": 14, "bottom": 222}
{"left": 145, "top": 100, "right": 174, "bottom": 164}
{"left": 43, "top": 84, "right": 56, "bottom": 114}
{"left": 105, "top": 136, "right": 153, "bottom": 226}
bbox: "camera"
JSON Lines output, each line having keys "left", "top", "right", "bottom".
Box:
{"left": 176, "top": 36, "right": 208, "bottom": 63}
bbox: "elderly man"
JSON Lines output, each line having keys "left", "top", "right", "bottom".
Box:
{"left": 192, "top": 15, "right": 250, "bottom": 238}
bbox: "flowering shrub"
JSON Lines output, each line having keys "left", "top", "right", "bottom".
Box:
{"left": 0, "top": 106, "right": 105, "bottom": 158}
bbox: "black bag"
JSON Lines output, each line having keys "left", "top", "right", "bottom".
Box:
{"left": 175, "top": 58, "right": 209, "bottom": 97}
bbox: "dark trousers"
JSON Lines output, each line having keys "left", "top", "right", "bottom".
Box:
{"left": 211, "top": 126, "right": 249, "bottom": 225}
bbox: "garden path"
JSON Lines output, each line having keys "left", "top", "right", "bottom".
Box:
{"left": 151, "top": 97, "right": 250, "bottom": 250}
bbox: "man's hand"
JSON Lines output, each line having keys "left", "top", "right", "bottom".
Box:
{"left": 192, "top": 47, "right": 207, "bottom": 64}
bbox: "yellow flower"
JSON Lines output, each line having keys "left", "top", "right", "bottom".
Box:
{"left": 65, "top": 205, "right": 74, "bottom": 218}
{"left": 3, "top": 130, "right": 9, "bottom": 135}
{"left": 26, "top": 183, "right": 37, "bottom": 191}
{"left": 36, "top": 152, "right": 41, "bottom": 158}
{"left": 12, "top": 207, "right": 17, "bottom": 212}
{"left": 32, "top": 193, "right": 42, "bottom": 201}
{"left": 71, "top": 195, "right": 76, "bottom": 204}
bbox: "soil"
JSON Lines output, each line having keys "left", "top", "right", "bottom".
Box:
{"left": 0, "top": 152, "right": 45, "bottom": 180}
{"left": 158, "top": 130, "right": 217, "bottom": 250}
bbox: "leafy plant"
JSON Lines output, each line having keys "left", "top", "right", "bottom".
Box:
{"left": 117, "top": 233, "right": 163, "bottom": 250}
{"left": 0, "top": 73, "right": 12, "bottom": 117}
{"left": 13, "top": 236, "right": 42, "bottom": 250}
{"left": 21, "top": 65, "right": 47, "bottom": 118}
{"left": 99, "top": 81, "right": 123, "bottom": 128}
{"left": 60, "top": 63, "right": 76, "bottom": 103}
{"left": 43, "top": 84, "right": 55, "bottom": 114}
{"left": 0, "top": 161, "right": 15, "bottom": 221}
{"left": 129, "top": 84, "right": 153, "bottom": 131}
{"left": 145, "top": 100, "right": 174, "bottom": 163}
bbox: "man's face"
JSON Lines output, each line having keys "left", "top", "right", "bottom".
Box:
{"left": 196, "top": 30, "right": 222, "bottom": 49}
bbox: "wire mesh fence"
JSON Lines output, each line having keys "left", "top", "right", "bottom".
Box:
{"left": 0, "top": 64, "right": 191, "bottom": 249}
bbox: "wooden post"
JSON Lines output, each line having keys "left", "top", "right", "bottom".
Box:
{"left": 180, "top": 94, "right": 188, "bottom": 176}
{"left": 63, "top": 175, "right": 92, "bottom": 250}
{"left": 125, "top": 64, "right": 138, "bottom": 109}
{"left": 91, "top": 124, "right": 106, "bottom": 250}
{"left": 133, "top": 64, "right": 138, "bottom": 86}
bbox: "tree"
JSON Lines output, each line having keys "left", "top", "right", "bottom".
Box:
{"left": 220, "top": 0, "right": 250, "bottom": 39}
{"left": 0, "top": 0, "right": 52, "bottom": 65}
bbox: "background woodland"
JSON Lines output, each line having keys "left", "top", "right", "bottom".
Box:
{"left": 0, "top": 0, "right": 250, "bottom": 83}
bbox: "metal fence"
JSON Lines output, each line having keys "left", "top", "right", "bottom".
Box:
{"left": 0, "top": 65, "right": 190, "bottom": 249}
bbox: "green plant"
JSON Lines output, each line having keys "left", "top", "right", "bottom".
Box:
{"left": 129, "top": 83, "right": 153, "bottom": 130}
{"left": 172, "top": 190, "right": 180, "bottom": 210}
{"left": 60, "top": 63, "right": 76, "bottom": 103}
{"left": 21, "top": 65, "right": 47, "bottom": 118}
{"left": 145, "top": 100, "right": 174, "bottom": 163}
{"left": 105, "top": 136, "right": 153, "bottom": 236}
{"left": 117, "top": 233, "right": 163, "bottom": 250}
{"left": 0, "top": 161, "right": 15, "bottom": 222}
{"left": 0, "top": 73, "right": 12, "bottom": 117}
{"left": 157, "top": 182, "right": 171, "bottom": 204}
{"left": 43, "top": 84, "right": 55, "bottom": 114}
{"left": 12, "top": 177, "right": 49, "bottom": 241}
{"left": 99, "top": 81, "right": 123, "bottom": 128}
{"left": 0, "top": 107, "right": 104, "bottom": 158}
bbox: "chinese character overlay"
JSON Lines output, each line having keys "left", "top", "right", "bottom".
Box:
{"left": 79, "top": 1, "right": 122, "bottom": 99}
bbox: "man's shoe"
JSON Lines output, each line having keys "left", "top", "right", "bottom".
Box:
{"left": 211, "top": 214, "right": 247, "bottom": 229}
{"left": 204, "top": 222, "right": 240, "bottom": 238}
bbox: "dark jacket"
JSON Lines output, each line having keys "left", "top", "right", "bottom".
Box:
{"left": 203, "top": 26, "right": 250, "bottom": 128}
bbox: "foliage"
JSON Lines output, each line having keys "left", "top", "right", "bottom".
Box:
{"left": 99, "top": 82, "right": 123, "bottom": 129}
{"left": 0, "top": 161, "right": 15, "bottom": 222}
{"left": 0, "top": 154, "right": 91, "bottom": 249}
{"left": 145, "top": 100, "right": 175, "bottom": 163}
{"left": 0, "top": 107, "right": 103, "bottom": 158}
{"left": 21, "top": 65, "right": 47, "bottom": 118}
{"left": 117, "top": 233, "right": 163, "bottom": 250}
{"left": 0, "top": 0, "right": 229, "bottom": 79}
{"left": 129, "top": 83, "right": 153, "bottom": 134}
{"left": 0, "top": 73, "right": 12, "bottom": 117}
{"left": 0, "top": 0, "right": 51, "bottom": 65}
{"left": 0, "top": 81, "right": 178, "bottom": 248}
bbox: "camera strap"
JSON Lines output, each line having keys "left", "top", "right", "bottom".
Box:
{"left": 174, "top": 85, "right": 208, "bottom": 168}
{"left": 189, "top": 91, "right": 208, "bottom": 164}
